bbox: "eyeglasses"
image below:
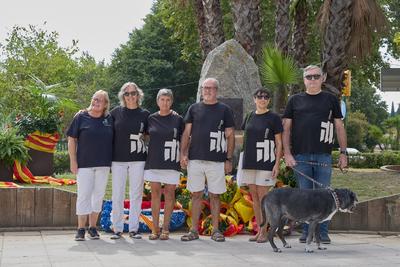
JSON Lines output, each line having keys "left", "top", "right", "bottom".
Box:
{"left": 124, "top": 91, "right": 138, "bottom": 97}
{"left": 202, "top": 86, "right": 217, "bottom": 90}
{"left": 304, "top": 74, "right": 322, "bottom": 80}
{"left": 92, "top": 98, "right": 104, "bottom": 103}
{"left": 256, "top": 95, "right": 269, "bottom": 100}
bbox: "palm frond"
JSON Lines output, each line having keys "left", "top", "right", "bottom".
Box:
{"left": 259, "top": 45, "right": 301, "bottom": 89}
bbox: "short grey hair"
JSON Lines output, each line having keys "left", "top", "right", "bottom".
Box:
{"left": 117, "top": 82, "right": 144, "bottom": 107}
{"left": 303, "top": 65, "right": 324, "bottom": 77}
{"left": 156, "top": 88, "right": 173, "bottom": 102}
{"left": 203, "top": 77, "right": 219, "bottom": 89}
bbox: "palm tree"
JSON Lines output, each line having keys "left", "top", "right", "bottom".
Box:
{"left": 202, "top": 0, "right": 225, "bottom": 51}
{"left": 259, "top": 45, "right": 301, "bottom": 114}
{"left": 273, "top": 0, "right": 291, "bottom": 112}
{"left": 194, "top": 0, "right": 212, "bottom": 60}
{"left": 319, "top": 0, "right": 386, "bottom": 96}
{"left": 231, "top": 0, "right": 262, "bottom": 58}
{"left": 289, "top": 0, "right": 310, "bottom": 94}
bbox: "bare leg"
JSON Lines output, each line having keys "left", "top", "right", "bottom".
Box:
{"left": 190, "top": 191, "right": 203, "bottom": 232}
{"left": 78, "top": 215, "right": 88, "bottom": 229}
{"left": 255, "top": 185, "right": 270, "bottom": 242}
{"left": 150, "top": 182, "right": 162, "bottom": 233}
{"left": 209, "top": 192, "right": 221, "bottom": 231}
{"left": 162, "top": 184, "right": 176, "bottom": 232}
{"left": 89, "top": 212, "right": 99, "bottom": 228}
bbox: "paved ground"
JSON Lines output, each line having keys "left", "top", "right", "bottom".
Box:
{"left": 0, "top": 231, "right": 399, "bottom": 267}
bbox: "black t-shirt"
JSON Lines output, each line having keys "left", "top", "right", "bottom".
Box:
{"left": 145, "top": 112, "right": 184, "bottom": 170}
{"left": 184, "top": 102, "right": 235, "bottom": 162}
{"left": 283, "top": 91, "right": 342, "bottom": 155}
{"left": 66, "top": 111, "right": 113, "bottom": 168}
{"left": 242, "top": 111, "right": 283, "bottom": 170}
{"left": 110, "top": 106, "right": 150, "bottom": 162}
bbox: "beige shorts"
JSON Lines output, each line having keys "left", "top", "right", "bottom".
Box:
{"left": 241, "top": 169, "right": 276, "bottom": 187}
{"left": 144, "top": 169, "right": 180, "bottom": 185}
{"left": 187, "top": 160, "right": 226, "bottom": 194}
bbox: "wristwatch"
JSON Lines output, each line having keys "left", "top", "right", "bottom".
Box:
{"left": 340, "top": 149, "right": 348, "bottom": 156}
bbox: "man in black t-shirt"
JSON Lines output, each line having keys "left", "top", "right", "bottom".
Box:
{"left": 180, "top": 78, "right": 235, "bottom": 242}
{"left": 283, "top": 65, "right": 348, "bottom": 245}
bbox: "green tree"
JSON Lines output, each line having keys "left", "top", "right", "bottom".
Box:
{"left": 384, "top": 115, "right": 400, "bottom": 150}
{"left": 346, "top": 111, "right": 369, "bottom": 150}
{"left": 108, "top": 4, "right": 200, "bottom": 114}
{"left": 365, "top": 125, "right": 384, "bottom": 152}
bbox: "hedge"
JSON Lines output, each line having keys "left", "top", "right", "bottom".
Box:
{"left": 54, "top": 150, "right": 70, "bottom": 174}
{"left": 332, "top": 151, "right": 400, "bottom": 168}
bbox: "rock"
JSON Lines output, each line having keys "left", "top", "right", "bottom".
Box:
{"left": 197, "top": 39, "right": 262, "bottom": 117}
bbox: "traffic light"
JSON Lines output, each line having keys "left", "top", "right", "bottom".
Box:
{"left": 342, "top": 70, "right": 351, "bottom": 97}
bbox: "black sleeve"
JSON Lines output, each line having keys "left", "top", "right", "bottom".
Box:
{"left": 331, "top": 96, "right": 343, "bottom": 119}
{"left": 274, "top": 114, "right": 283, "bottom": 134}
{"left": 282, "top": 96, "right": 294, "bottom": 119}
{"left": 66, "top": 113, "right": 80, "bottom": 138}
{"left": 184, "top": 104, "right": 194, "bottom": 124}
{"left": 224, "top": 106, "right": 235, "bottom": 128}
{"left": 241, "top": 111, "right": 253, "bottom": 130}
{"left": 143, "top": 109, "right": 151, "bottom": 134}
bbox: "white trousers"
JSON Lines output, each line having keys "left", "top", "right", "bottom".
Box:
{"left": 76, "top": 167, "right": 110, "bottom": 215}
{"left": 111, "top": 161, "right": 145, "bottom": 232}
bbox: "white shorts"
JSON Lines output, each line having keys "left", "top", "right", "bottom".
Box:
{"left": 144, "top": 169, "right": 180, "bottom": 185}
{"left": 241, "top": 169, "right": 276, "bottom": 186}
{"left": 76, "top": 166, "right": 110, "bottom": 215}
{"left": 187, "top": 160, "right": 226, "bottom": 194}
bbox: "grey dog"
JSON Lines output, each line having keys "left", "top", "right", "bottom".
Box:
{"left": 259, "top": 187, "right": 357, "bottom": 253}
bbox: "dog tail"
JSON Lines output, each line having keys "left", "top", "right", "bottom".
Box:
{"left": 259, "top": 195, "right": 267, "bottom": 228}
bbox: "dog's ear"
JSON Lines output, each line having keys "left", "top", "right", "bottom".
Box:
{"left": 350, "top": 191, "right": 358, "bottom": 202}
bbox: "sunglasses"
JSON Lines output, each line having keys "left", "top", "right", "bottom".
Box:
{"left": 304, "top": 74, "right": 322, "bottom": 80}
{"left": 256, "top": 95, "right": 269, "bottom": 100}
{"left": 124, "top": 91, "right": 138, "bottom": 97}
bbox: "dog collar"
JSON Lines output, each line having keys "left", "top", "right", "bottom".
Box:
{"left": 330, "top": 190, "right": 340, "bottom": 211}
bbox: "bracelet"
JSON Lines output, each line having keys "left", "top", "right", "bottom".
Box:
{"left": 225, "top": 157, "right": 232, "bottom": 162}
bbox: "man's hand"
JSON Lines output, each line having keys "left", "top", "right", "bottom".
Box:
{"left": 338, "top": 154, "right": 348, "bottom": 171}
{"left": 70, "top": 160, "right": 78, "bottom": 175}
{"left": 284, "top": 153, "right": 297, "bottom": 168}
{"left": 180, "top": 155, "right": 189, "bottom": 170}
{"left": 272, "top": 163, "right": 280, "bottom": 179}
{"left": 224, "top": 160, "right": 232, "bottom": 174}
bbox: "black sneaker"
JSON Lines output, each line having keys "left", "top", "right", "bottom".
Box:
{"left": 75, "top": 228, "right": 85, "bottom": 241}
{"left": 129, "top": 231, "right": 142, "bottom": 239}
{"left": 110, "top": 232, "right": 123, "bottom": 240}
{"left": 299, "top": 232, "right": 307, "bottom": 243}
{"left": 320, "top": 234, "right": 331, "bottom": 244}
{"left": 88, "top": 227, "right": 100, "bottom": 240}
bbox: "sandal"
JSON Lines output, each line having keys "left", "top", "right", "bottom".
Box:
{"left": 149, "top": 232, "right": 160, "bottom": 240}
{"left": 181, "top": 230, "right": 199, "bottom": 242}
{"left": 159, "top": 230, "right": 170, "bottom": 241}
{"left": 211, "top": 230, "right": 225, "bottom": 242}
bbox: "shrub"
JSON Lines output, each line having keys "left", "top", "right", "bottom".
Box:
{"left": 332, "top": 151, "right": 400, "bottom": 168}
{"left": 54, "top": 150, "right": 70, "bottom": 174}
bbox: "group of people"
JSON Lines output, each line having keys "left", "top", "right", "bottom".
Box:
{"left": 67, "top": 65, "right": 348, "bottom": 244}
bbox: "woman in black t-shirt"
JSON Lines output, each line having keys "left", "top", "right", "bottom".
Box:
{"left": 144, "top": 89, "right": 184, "bottom": 240}
{"left": 109, "top": 82, "right": 150, "bottom": 240}
{"left": 239, "top": 88, "right": 283, "bottom": 243}
{"left": 67, "top": 90, "right": 113, "bottom": 241}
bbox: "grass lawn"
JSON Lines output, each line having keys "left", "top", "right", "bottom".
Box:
{"left": 19, "top": 168, "right": 400, "bottom": 202}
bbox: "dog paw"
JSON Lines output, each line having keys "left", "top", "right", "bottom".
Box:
{"left": 273, "top": 248, "right": 282, "bottom": 253}
{"left": 283, "top": 243, "right": 291, "bottom": 248}
{"left": 318, "top": 246, "right": 327, "bottom": 250}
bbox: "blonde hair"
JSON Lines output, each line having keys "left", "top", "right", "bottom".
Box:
{"left": 118, "top": 82, "right": 144, "bottom": 107}
{"left": 87, "top": 90, "right": 110, "bottom": 115}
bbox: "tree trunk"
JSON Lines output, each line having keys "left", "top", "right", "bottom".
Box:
{"left": 231, "top": 0, "right": 262, "bottom": 58}
{"left": 194, "top": 0, "right": 212, "bottom": 60}
{"left": 321, "top": 0, "right": 353, "bottom": 97}
{"left": 290, "top": 0, "right": 309, "bottom": 95}
{"left": 202, "top": 0, "right": 225, "bottom": 51}
{"left": 273, "top": 0, "right": 291, "bottom": 113}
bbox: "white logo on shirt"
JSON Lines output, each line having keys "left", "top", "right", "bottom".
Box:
{"left": 320, "top": 110, "right": 333, "bottom": 144}
{"left": 256, "top": 140, "right": 276, "bottom": 162}
{"left": 164, "top": 139, "right": 180, "bottom": 162}
{"left": 130, "top": 133, "right": 146, "bottom": 153}
{"left": 210, "top": 131, "right": 226, "bottom": 153}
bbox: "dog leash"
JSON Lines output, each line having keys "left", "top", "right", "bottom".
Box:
{"left": 291, "top": 165, "right": 340, "bottom": 211}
